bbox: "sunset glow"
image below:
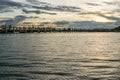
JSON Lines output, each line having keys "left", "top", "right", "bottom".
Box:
{"left": 0, "top": 1, "right": 120, "bottom": 80}
{"left": 94, "top": 17, "right": 114, "bottom": 22}
{"left": 0, "top": 0, "right": 120, "bottom": 29}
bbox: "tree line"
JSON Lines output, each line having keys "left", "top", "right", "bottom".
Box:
{"left": 0, "top": 25, "right": 120, "bottom": 33}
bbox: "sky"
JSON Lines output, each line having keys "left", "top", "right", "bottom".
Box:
{"left": 0, "top": 0, "right": 120, "bottom": 29}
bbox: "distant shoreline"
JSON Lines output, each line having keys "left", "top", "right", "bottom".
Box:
{"left": 0, "top": 29, "right": 120, "bottom": 34}
{"left": 0, "top": 26, "right": 120, "bottom": 33}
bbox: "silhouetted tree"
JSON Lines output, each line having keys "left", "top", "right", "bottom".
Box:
{"left": 8, "top": 25, "right": 12, "bottom": 30}
{"left": 113, "top": 26, "right": 120, "bottom": 31}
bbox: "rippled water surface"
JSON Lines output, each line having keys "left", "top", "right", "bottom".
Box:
{"left": 0, "top": 33, "right": 120, "bottom": 80}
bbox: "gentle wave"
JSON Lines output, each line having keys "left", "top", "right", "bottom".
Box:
{"left": 0, "top": 33, "right": 120, "bottom": 80}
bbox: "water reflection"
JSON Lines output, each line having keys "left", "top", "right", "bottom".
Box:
{"left": 0, "top": 33, "right": 120, "bottom": 80}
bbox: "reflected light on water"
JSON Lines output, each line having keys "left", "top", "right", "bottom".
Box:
{"left": 0, "top": 33, "right": 120, "bottom": 80}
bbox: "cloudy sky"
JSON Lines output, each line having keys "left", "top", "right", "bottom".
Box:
{"left": 0, "top": 0, "right": 120, "bottom": 29}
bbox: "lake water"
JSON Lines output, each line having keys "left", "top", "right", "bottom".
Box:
{"left": 0, "top": 32, "right": 120, "bottom": 80}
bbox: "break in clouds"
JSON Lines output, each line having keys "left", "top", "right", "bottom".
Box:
{"left": 0, "top": 0, "right": 120, "bottom": 29}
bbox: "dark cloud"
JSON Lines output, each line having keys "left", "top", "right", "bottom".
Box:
{"left": 103, "top": 1, "right": 120, "bottom": 6}
{"left": 103, "top": 2, "right": 114, "bottom": 5}
{"left": 22, "top": 9, "right": 57, "bottom": 15}
{"left": 0, "top": 0, "right": 23, "bottom": 7}
{"left": 105, "top": 16, "right": 120, "bottom": 26}
{"left": 86, "top": 3, "right": 101, "bottom": 6}
{"left": 0, "top": 15, "right": 41, "bottom": 27}
{"left": 40, "top": 22, "right": 51, "bottom": 26}
{"left": 22, "top": 9, "right": 41, "bottom": 14}
{"left": 79, "top": 12, "right": 120, "bottom": 26}
{"left": 26, "top": 0, "right": 50, "bottom": 5}
{"left": 102, "top": 1, "right": 120, "bottom": 14}
{"left": 56, "top": 6, "right": 81, "bottom": 12}
{"left": 79, "top": 12, "right": 97, "bottom": 15}
{"left": 0, "top": 15, "right": 26, "bottom": 27}
{"left": 0, "top": 0, "right": 26, "bottom": 13}
{"left": 104, "top": 2, "right": 118, "bottom": 5}
{"left": 97, "top": 13, "right": 120, "bottom": 21}
{"left": 0, "top": 0, "right": 81, "bottom": 14}
{"left": 14, "top": 15, "right": 26, "bottom": 21}
{"left": 53, "top": 21, "right": 70, "bottom": 26}
{"left": 79, "top": 12, "right": 120, "bottom": 21}
{"left": 0, "top": 7, "right": 13, "bottom": 13}
{"left": 44, "top": 12, "right": 57, "bottom": 15}
{"left": 0, "top": 19, "right": 14, "bottom": 24}
{"left": 22, "top": 22, "right": 33, "bottom": 25}
{"left": 26, "top": 0, "right": 81, "bottom": 12}
{"left": 32, "top": 5, "right": 81, "bottom": 12}
{"left": 27, "top": 16, "right": 39, "bottom": 18}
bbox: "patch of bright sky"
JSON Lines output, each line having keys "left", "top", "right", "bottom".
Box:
{"left": 11, "top": 0, "right": 28, "bottom": 4}
{"left": 0, "top": 9, "right": 23, "bottom": 18}
{"left": 1, "top": 0, "right": 120, "bottom": 23}
{"left": 39, "top": 0, "right": 118, "bottom": 14}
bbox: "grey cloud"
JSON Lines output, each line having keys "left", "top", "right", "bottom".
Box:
{"left": 70, "top": 21, "right": 116, "bottom": 29}
{"left": 0, "top": 15, "right": 26, "bottom": 27}
{"left": 22, "top": 9, "right": 41, "bottom": 14}
{"left": 43, "top": 12, "right": 57, "bottom": 15}
{"left": 26, "top": 0, "right": 50, "bottom": 5}
{"left": 26, "top": 0, "right": 81, "bottom": 12}
{"left": 56, "top": 6, "right": 81, "bottom": 12}
{"left": 0, "top": 0, "right": 23, "bottom": 7}
{"left": 97, "top": 13, "right": 120, "bottom": 21}
{"left": 0, "top": 7, "right": 13, "bottom": 13}
{"left": 32, "top": 5, "right": 81, "bottom": 12}
{"left": 103, "top": 1, "right": 120, "bottom": 6}
{"left": 79, "top": 12, "right": 120, "bottom": 21}
{"left": 82, "top": 12, "right": 120, "bottom": 27}
{"left": 86, "top": 3, "right": 101, "bottom": 6}
{"left": 113, "top": 9, "right": 120, "bottom": 13}
{"left": 52, "top": 20, "right": 119, "bottom": 29}
{"left": 103, "top": 2, "right": 113, "bottom": 5}
{"left": 32, "top": 5, "right": 53, "bottom": 10}
{"left": 0, "top": 0, "right": 81, "bottom": 14}
{"left": 115, "top": 20, "right": 120, "bottom": 25}
{"left": 79, "top": 12, "right": 97, "bottom": 15}
{"left": 27, "top": 16, "right": 39, "bottom": 18}
{"left": 104, "top": 2, "right": 118, "bottom": 5}
{"left": 22, "top": 9, "right": 57, "bottom": 15}
{"left": 22, "top": 22, "right": 33, "bottom": 25}
{"left": 53, "top": 21, "right": 70, "bottom": 26}
{"left": 69, "top": 21, "right": 116, "bottom": 29}
{"left": 0, "top": 19, "right": 14, "bottom": 25}
{"left": 14, "top": 15, "right": 26, "bottom": 21}
{"left": 0, "top": 15, "right": 41, "bottom": 27}
{"left": 0, "top": 0, "right": 27, "bottom": 13}
{"left": 40, "top": 22, "right": 51, "bottom": 26}
{"left": 80, "top": 12, "right": 120, "bottom": 25}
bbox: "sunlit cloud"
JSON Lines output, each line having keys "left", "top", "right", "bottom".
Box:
{"left": 0, "top": 0, "right": 120, "bottom": 29}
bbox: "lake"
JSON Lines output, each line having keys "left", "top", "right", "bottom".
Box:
{"left": 0, "top": 32, "right": 120, "bottom": 80}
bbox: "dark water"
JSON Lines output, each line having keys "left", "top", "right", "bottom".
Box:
{"left": 0, "top": 33, "right": 120, "bottom": 80}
